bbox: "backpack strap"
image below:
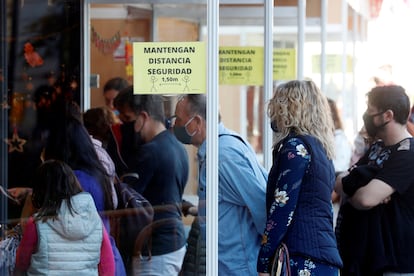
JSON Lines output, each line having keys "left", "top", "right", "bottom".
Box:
{"left": 218, "top": 133, "right": 246, "bottom": 145}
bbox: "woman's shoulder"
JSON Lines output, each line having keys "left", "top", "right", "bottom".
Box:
{"left": 74, "top": 170, "right": 94, "bottom": 181}
{"left": 281, "top": 135, "right": 308, "bottom": 149}
{"left": 73, "top": 170, "right": 101, "bottom": 191}
{"left": 279, "top": 135, "right": 313, "bottom": 161}
{"left": 284, "top": 135, "right": 309, "bottom": 148}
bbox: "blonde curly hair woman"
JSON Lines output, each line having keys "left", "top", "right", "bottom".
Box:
{"left": 257, "top": 80, "right": 343, "bottom": 276}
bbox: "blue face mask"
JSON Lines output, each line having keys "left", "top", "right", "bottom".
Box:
{"left": 173, "top": 116, "right": 196, "bottom": 144}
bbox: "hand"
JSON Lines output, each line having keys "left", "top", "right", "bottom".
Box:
{"left": 258, "top": 273, "right": 270, "bottom": 276}
{"left": 334, "top": 171, "right": 349, "bottom": 195}
{"left": 331, "top": 190, "right": 341, "bottom": 203}
{"left": 187, "top": 206, "right": 198, "bottom": 216}
{"left": 182, "top": 199, "right": 198, "bottom": 216}
{"left": 381, "top": 196, "right": 391, "bottom": 204}
{"left": 8, "top": 187, "right": 32, "bottom": 204}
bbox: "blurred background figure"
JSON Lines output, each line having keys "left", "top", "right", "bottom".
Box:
{"left": 103, "top": 77, "right": 129, "bottom": 121}
{"left": 102, "top": 77, "right": 135, "bottom": 174}
{"left": 83, "top": 106, "right": 128, "bottom": 177}
{"left": 328, "top": 98, "right": 352, "bottom": 228}
{"left": 371, "top": 64, "right": 394, "bottom": 87}
{"left": 328, "top": 98, "right": 352, "bottom": 173}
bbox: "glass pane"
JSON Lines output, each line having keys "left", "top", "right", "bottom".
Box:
{"left": 88, "top": 1, "right": 207, "bottom": 275}
{"left": 4, "top": 0, "right": 82, "bottom": 222}
{"left": 217, "top": 3, "right": 269, "bottom": 275}
{"left": 73, "top": 1, "right": 269, "bottom": 275}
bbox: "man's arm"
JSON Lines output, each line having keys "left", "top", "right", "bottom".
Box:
{"left": 334, "top": 171, "right": 349, "bottom": 195}
{"left": 349, "top": 178, "right": 395, "bottom": 209}
{"left": 219, "top": 157, "right": 267, "bottom": 234}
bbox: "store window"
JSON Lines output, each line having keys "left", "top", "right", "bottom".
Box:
{"left": 1, "top": 1, "right": 274, "bottom": 275}
{"left": 1, "top": 0, "right": 82, "bottom": 223}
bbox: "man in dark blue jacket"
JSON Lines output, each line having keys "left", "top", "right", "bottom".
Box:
{"left": 114, "top": 88, "right": 189, "bottom": 275}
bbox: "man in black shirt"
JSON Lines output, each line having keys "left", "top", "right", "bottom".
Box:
{"left": 335, "top": 85, "right": 414, "bottom": 275}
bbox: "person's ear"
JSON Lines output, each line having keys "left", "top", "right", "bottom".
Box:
{"left": 139, "top": 111, "right": 149, "bottom": 120}
{"left": 134, "top": 111, "right": 148, "bottom": 124}
{"left": 384, "top": 109, "right": 393, "bottom": 121}
{"left": 188, "top": 114, "right": 201, "bottom": 133}
{"left": 134, "top": 111, "right": 149, "bottom": 132}
{"left": 194, "top": 115, "right": 203, "bottom": 127}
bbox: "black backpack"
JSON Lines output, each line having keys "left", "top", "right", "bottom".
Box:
{"left": 111, "top": 176, "right": 154, "bottom": 272}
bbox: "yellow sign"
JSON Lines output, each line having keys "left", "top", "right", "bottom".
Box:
{"left": 312, "top": 54, "right": 353, "bottom": 73}
{"left": 133, "top": 41, "right": 206, "bottom": 94}
{"left": 219, "top": 47, "right": 264, "bottom": 85}
{"left": 273, "top": 49, "right": 296, "bottom": 80}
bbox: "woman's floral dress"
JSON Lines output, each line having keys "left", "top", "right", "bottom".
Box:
{"left": 257, "top": 137, "right": 339, "bottom": 275}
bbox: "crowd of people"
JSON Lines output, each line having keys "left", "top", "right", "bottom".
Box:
{"left": 4, "top": 75, "right": 414, "bottom": 276}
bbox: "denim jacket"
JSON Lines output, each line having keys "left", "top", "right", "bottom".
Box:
{"left": 197, "top": 123, "right": 267, "bottom": 275}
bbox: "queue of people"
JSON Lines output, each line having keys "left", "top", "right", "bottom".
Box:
{"left": 4, "top": 77, "right": 414, "bottom": 276}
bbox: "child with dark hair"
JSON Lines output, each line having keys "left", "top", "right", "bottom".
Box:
{"left": 15, "top": 160, "right": 114, "bottom": 275}
{"left": 11, "top": 98, "right": 127, "bottom": 276}
{"left": 43, "top": 109, "right": 126, "bottom": 276}
{"left": 83, "top": 106, "right": 128, "bottom": 177}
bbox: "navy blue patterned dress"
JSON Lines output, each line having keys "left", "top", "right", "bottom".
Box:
{"left": 257, "top": 137, "right": 339, "bottom": 275}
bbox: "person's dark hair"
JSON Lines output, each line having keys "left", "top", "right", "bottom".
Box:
{"left": 31, "top": 160, "right": 83, "bottom": 222}
{"left": 327, "top": 98, "right": 343, "bottom": 130}
{"left": 44, "top": 115, "right": 114, "bottom": 211}
{"left": 113, "top": 85, "right": 134, "bottom": 111}
{"left": 367, "top": 85, "right": 410, "bottom": 125}
{"left": 103, "top": 77, "right": 129, "bottom": 93}
{"left": 83, "top": 107, "right": 113, "bottom": 144}
{"left": 45, "top": 95, "right": 82, "bottom": 130}
{"left": 114, "top": 86, "right": 165, "bottom": 123}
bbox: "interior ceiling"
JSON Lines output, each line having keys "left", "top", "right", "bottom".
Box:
{"left": 127, "top": 4, "right": 300, "bottom": 26}
{"left": 94, "top": 2, "right": 351, "bottom": 41}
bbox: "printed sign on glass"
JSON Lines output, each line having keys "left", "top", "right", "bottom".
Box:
{"left": 219, "top": 47, "right": 264, "bottom": 85}
{"left": 133, "top": 41, "right": 206, "bottom": 94}
{"left": 273, "top": 49, "right": 296, "bottom": 80}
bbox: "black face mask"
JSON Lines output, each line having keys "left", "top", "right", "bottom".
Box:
{"left": 122, "top": 120, "right": 136, "bottom": 134}
{"left": 173, "top": 116, "right": 196, "bottom": 145}
{"left": 363, "top": 111, "right": 388, "bottom": 138}
{"left": 270, "top": 120, "right": 279, "bottom": 133}
{"left": 134, "top": 131, "right": 144, "bottom": 147}
{"left": 121, "top": 120, "right": 143, "bottom": 149}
